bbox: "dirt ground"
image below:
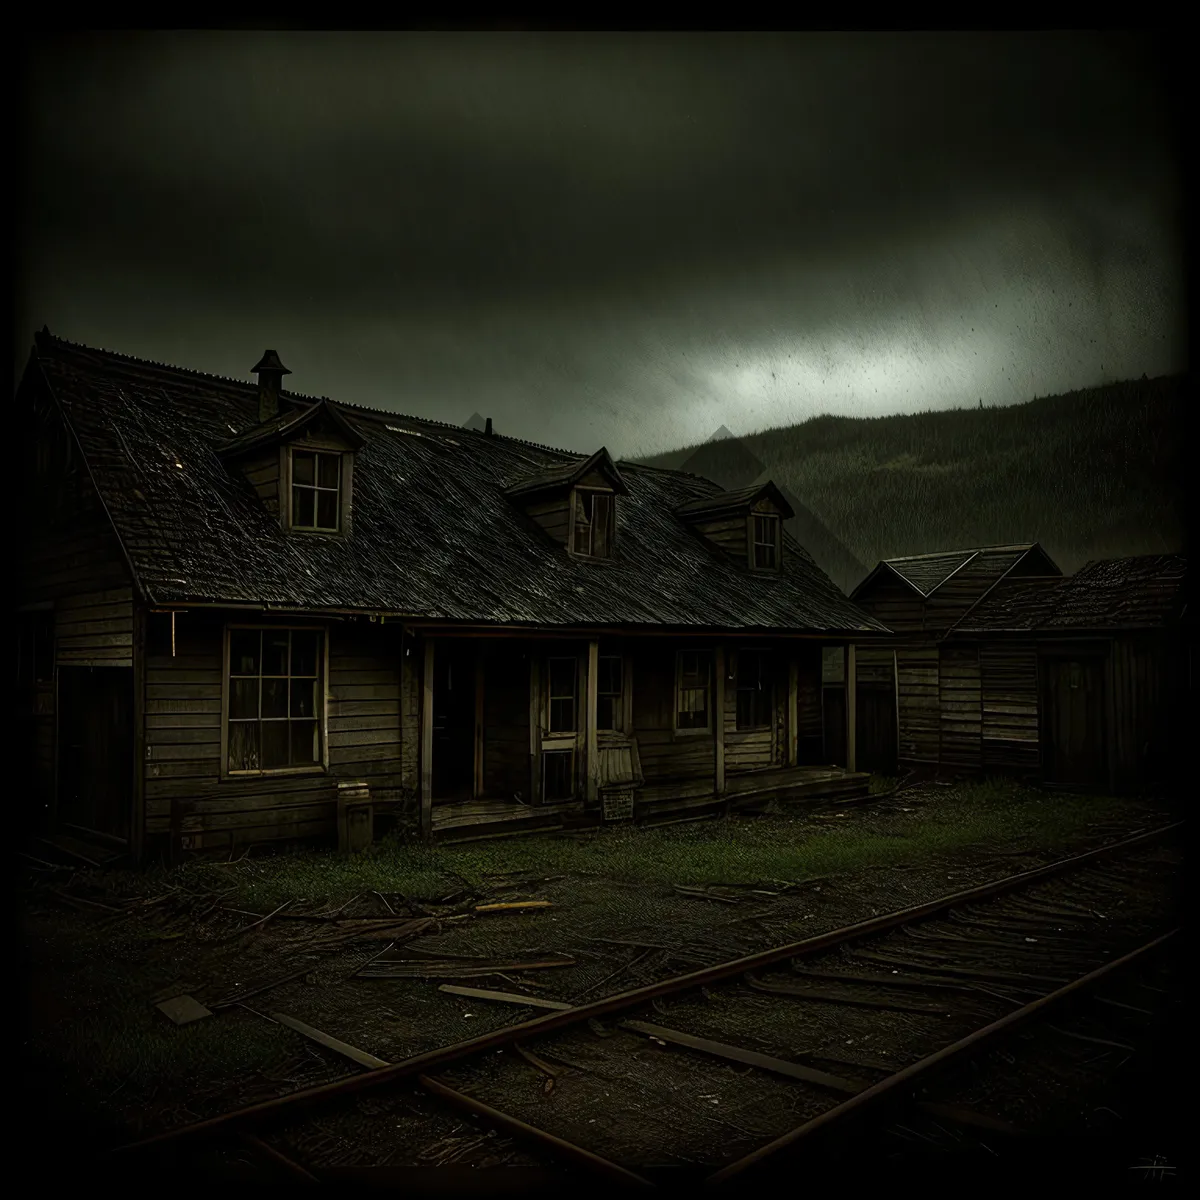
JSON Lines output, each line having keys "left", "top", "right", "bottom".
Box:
{"left": 18, "top": 778, "right": 1181, "bottom": 1176}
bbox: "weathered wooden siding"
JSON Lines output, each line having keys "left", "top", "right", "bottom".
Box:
{"left": 56, "top": 587, "right": 135, "bottom": 666}
{"left": 692, "top": 516, "right": 748, "bottom": 563}
{"left": 896, "top": 646, "right": 939, "bottom": 763}
{"left": 523, "top": 497, "right": 572, "bottom": 544}
{"left": 853, "top": 575, "right": 925, "bottom": 633}
{"left": 938, "top": 644, "right": 982, "bottom": 771}
{"left": 143, "top": 612, "right": 409, "bottom": 851}
{"left": 327, "top": 622, "right": 406, "bottom": 808}
{"left": 924, "top": 551, "right": 1021, "bottom": 633}
{"left": 979, "top": 642, "right": 1040, "bottom": 772}
{"left": 632, "top": 646, "right": 715, "bottom": 782}
{"left": 239, "top": 448, "right": 282, "bottom": 519}
{"left": 483, "top": 643, "right": 532, "bottom": 800}
{"left": 400, "top": 639, "right": 420, "bottom": 791}
{"left": 1109, "top": 634, "right": 1171, "bottom": 791}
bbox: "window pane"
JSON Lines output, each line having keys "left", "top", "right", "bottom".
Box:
{"left": 262, "top": 677, "right": 288, "bottom": 718}
{"left": 736, "top": 690, "right": 752, "bottom": 730}
{"left": 228, "top": 721, "right": 259, "bottom": 771}
{"left": 261, "top": 720, "right": 289, "bottom": 768}
{"left": 597, "top": 695, "right": 616, "bottom": 731}
{"left": 317, "top": 453, "right": 340, "bottom": 489}
{"left": 229, "top": 629, "right": 260, "bottom": 676}
{"left": 230, "top": 677, "right": 259, "bottom": 720}
{"left": 293, "top": 486, "right": 316, "bottom": 527}
{"left": 290, "top": 678, "right": 317, "bottom": 719}
{"left": 594, "top": 495, "right": 612, "bottom": 557}
{"left": 549, "top": 697, "right": 575, "bottom": 733}
{"left": 263, "top": 631, "right": 289, "bottom": 676}
{"left": 599, "top": 656, "right": 621, "bottom": 695}
{"left": 548, "top": 658, "right": 576, "bottom": 697}
{"left": 316, "top": 489, "right": 339, "bottom": 530}
{"left": 291, "top": 631, "right": 319, "bottom": 677}
{"left": 755, "top": 689, "right": 773, "bottom": 727}
{"left": 293, "top": 451, "right": 315, "bottom": 485}
{"left": 290, "top": 719, "right": 319, "bottom": 765}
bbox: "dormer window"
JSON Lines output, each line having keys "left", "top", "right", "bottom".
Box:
{"left": 751, "top": 513, "right": 781, "bottom": 571}
{"left": 292, "top": 449, "right": 342, "bottom": 532}
{"left": 572, "top": 489, "right": 615, "bottom": 558}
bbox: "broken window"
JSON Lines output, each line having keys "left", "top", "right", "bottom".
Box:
{"left": 735, "top": 649, "right": 774, "bottom": 730}
{"left": 227, "top": 627, "right": 324, "bottom": 773}
{"left": 547, "top": 656, "right": 578, "bottom": 733}
{"left": 291, "top": 449, "right": 342, "bottom": 532}
{"left": 676, "top": 650, "right": 712, "bottom": 731}
{"left": 752, "top": 514, "right": 780, "bottom": 570}
{"left": 597, "top": 654, "right": 623, "bottom": 731}
{"left": 572, "top": 489, "right": 615, "bottom": 558}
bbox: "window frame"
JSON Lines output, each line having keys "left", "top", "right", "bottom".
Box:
{"left": 545, "top": 654, "right": 579, "bottom": 735}
{"left": 674, "top": 648, "right": 713, "bottom": 735}
{"left": 221, "top": 623, "right": 329, "bottom": 778}
{"left": 596, "top": 653, "right": 624, "bottom": 732}
{"left": 287, "top": 446, "right": 344, "bottom": 533}
{"left": 749, "top": 512, "right": 782, "bottom": 572}
{"left": 541, "top": 747, "right": 576, "bottom": 802}
{"left": 569, "top": 486, "right": 616, "bottom": 559}
{"left": 735, "top": 647, "right": 775, "bottom": 731}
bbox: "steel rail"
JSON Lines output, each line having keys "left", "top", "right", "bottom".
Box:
{"left": 113, "top": 820, "right": 1181, "bottom": 1155}
{"left": 705, "top": 928, "right": 1180, "bottom": 1186}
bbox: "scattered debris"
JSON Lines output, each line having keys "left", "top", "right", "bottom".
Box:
{"left": 155, "top": 994, "right": 213, "bottom": 1026}
{"left": 745, "top": 975, "right": 950, "bottom": 1016}
{"left": 210, "top": 964, "right": 318, "bottom": 1010}
{"left": 49, "top": 889, "right": 124, "bottom": 915}
{"left": 437, "top": 984, "right": 574, "bottom": 1011}
{"left": 672, "top": 886, "right": 739, "bottom": 905}
{"left": 473, "top": 900, "right": 553, "bottom": 914}
{"left": 358, "top": 955, "right": 575, "bottom": 980}
{"left": 270, "top": 1012, "right": 390, "bottom": 1069}
{"left": 620, "top": 1021, "right": 862, "bottom": 1094}
{"left": 221, "top": 899, "right": 294, "bottom": 941}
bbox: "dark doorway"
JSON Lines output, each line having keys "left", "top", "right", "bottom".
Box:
{"left": 823, "top": 686, "right": 847, "bottom": 767}
{"left": 432, "top": 643, "right": 477, "bottom": 801}
{"left": 1042, "top": 655, "right": 1108, "bottom": 790}
{"left": 57, "top": 666, "right": 134, "bottom": 841}
{"left": 856, "top": 684, "right": 898, "bottom": 773}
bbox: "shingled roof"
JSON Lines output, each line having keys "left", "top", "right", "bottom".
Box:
{"left": 853, "top": 543, "right": 1053, "bottom": 600}
{"left": 23, "top": 332, "right": 888, "bottom": 634}
{"left": 952, "top": 555, "right": 1187, "bottom": 634}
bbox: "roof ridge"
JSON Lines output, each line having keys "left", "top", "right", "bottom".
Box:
{"left": 33, "top": 330, "right": 598, "bottom": 463}
{"left": 884, "top": 543, "right": 1035, "bottom": 564}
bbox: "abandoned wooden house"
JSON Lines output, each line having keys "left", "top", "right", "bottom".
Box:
{"left": 943, "top": 554, "right": 1189, "bottom": 793}
{"left": 849, "top": 544, "right": 1064, "bottom": 771}
{"left": 15, "top": 330, "right": 891, "bottom": 860}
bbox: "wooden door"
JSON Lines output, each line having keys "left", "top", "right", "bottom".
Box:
{"left": 856, "top": 685, "right": 898, "bottom": 773}
{"left": 1042, "top": 656, "right": 1107, "bottom": 789}
{"left": 57, "top": 665, "right": 134, "bottom": 841}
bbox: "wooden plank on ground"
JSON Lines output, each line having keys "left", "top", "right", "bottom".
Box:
{"left": 438, "top": 984, "right": 574, "bottom": 1011}
{"left": 620, "top": 1020, "right": 862, "bottom": 1094}
{"left": 270, "top": 1012, "right": 390, "bottom": 1069}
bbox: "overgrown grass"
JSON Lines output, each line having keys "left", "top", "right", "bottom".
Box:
{"left": 151, "top": 779, "right": 1131, "bottom": 912}
{"left": 636, "top": 375, "right": 1185, "bottom": 585}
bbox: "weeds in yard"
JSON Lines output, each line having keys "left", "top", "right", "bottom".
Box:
{"left": 119, "top": 778, "right": 1132, "bottom": 912}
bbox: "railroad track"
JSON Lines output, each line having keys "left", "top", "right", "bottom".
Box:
{"left": 113, "top": 823, "right": 1182, "bottom": 1187}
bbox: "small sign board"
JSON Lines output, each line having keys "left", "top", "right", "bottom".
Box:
{"left": 601, "top": 787, "right": 635, "bottom": 822}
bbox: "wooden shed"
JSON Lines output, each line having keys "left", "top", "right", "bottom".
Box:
{"left": 850, "top": 544, "right": 1063, "bottom": 770}
{"left": 947, "top": 555, "right": 1189, "bottom": 793}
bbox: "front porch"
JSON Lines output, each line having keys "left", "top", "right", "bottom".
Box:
{"left": 418, "top": 631, "right": 874, "bottom": 842}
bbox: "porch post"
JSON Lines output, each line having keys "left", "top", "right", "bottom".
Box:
{"left": 529, "top": 656, "right": 541, "bottom": 804}
{"left": 473, "top": 647, "right": 485, "bottom": 800}
{"left": 420, "top": 640, "right": 434, "bottom": 838}
{"left": 787, "top": 654, "right": 799, "bottom": 767}
{"left": 131, "top": 602, "right": 147, "bottom": 864}
{"left": 714, "top": 643, "right": 726, "bottom": 796}
{"left": 586, "top": 640, "right": 599, "bottom": 805}
{"left": 845, "top": 642, "right": 857, "bottom": 772}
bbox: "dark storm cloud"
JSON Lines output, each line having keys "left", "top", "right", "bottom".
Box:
{"left": 16, "top": 31, "right": 1184, "bottom": 454}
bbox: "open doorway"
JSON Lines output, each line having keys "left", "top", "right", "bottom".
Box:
{"left": 1041, "top": 655, "right": 1108, "bottom": 790}
{"left": 57, "top": 665, "right": 134, "bottom": 842}
{"left": 431, "top": 643, "right": 477, "bottom": 801}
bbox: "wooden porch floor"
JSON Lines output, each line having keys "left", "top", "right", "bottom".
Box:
{"left": 430, "top": 764, "right": 871, "bottom": 841}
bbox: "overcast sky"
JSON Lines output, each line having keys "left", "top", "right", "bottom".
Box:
{"left": 15, "top": 31, "right": 1185, "bottom": 457}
